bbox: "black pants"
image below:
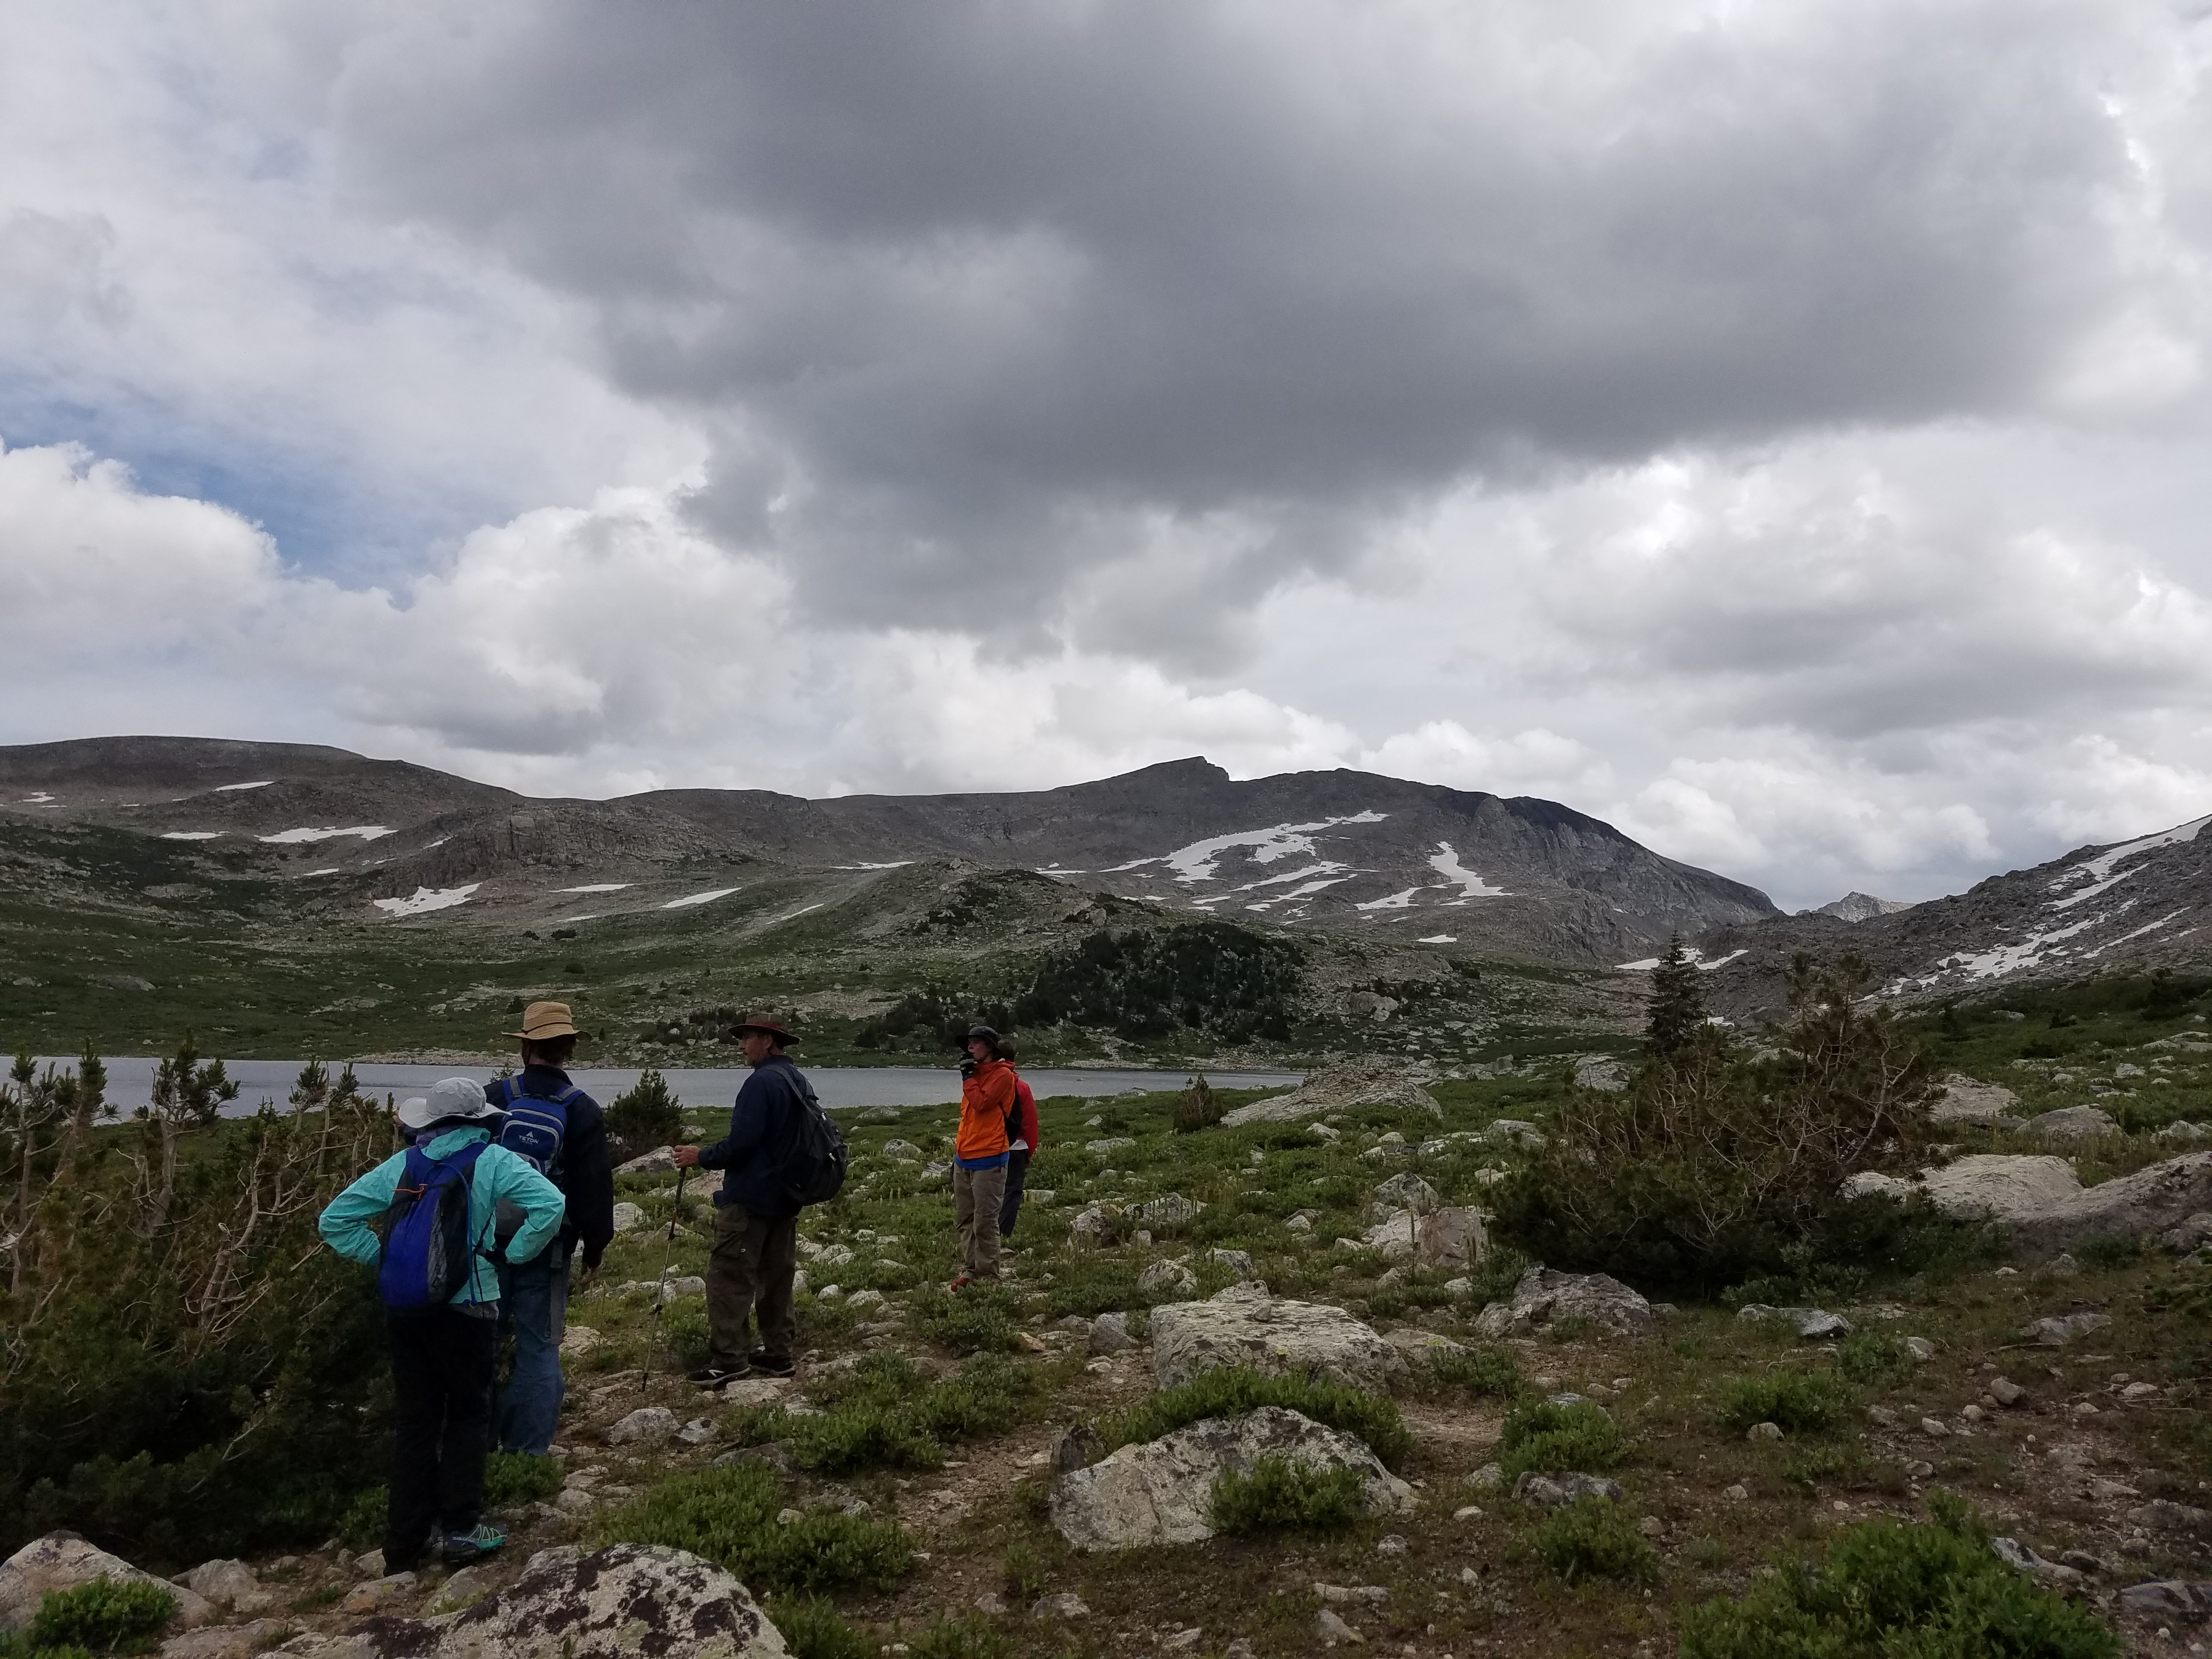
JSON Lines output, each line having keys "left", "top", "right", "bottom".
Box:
{"left": 1000, "top": 1149, "right": 1031, "bottom": 1237}
{"left": 383, "top": 1308, "right": 498, "bottom": 1566}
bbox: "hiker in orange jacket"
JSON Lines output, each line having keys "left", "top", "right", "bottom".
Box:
{"left": 950, "top": 1024, "right": 1017, "bottom": 1286}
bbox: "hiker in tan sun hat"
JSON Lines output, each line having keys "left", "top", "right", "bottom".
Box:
{"left": 477, "top": 1000, "right": 615, "bottom": 1457}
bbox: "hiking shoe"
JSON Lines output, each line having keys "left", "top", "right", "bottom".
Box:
{"left": 947, "top": 1274, "right": 973, "bottom": 1291}
{"left": 689, "top": 1364, "right": 752, "bottom": 1387}
{"left": 442, "top": 1522, "right": 506, "bottom": 1565}
{"left": 746, "top": 1352, "right": 796, "bottom": 1378}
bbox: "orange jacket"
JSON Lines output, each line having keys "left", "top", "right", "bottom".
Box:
{"left": 956, "top": 1059, "right": 1017, "bottom": 1164}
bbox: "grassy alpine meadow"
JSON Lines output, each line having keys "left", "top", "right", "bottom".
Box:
{"left": 16, "top": 968, "right": 2212, "bottom": 1654}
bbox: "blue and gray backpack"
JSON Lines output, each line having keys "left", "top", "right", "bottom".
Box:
{"left": 378, "top": 1141, "right": 492, "bottom": 1311}
{"left": 489, "top": 1075, "right": 579, "bottom": 1260}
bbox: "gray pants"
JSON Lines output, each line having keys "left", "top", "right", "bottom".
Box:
{"left": 952, "top": 1162, "right": 1006, "bottom": 1279}
{"left": 706, "top": 1199, "right": 798, "bottom": 1367}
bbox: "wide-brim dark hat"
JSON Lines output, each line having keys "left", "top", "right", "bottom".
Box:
{"left": 733, "top": 1012, "right": 799, "bottom": 1044}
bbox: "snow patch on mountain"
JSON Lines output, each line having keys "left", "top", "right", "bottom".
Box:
{"left": 1163, "top": 812, "right": 1387, "bottom": 883}
{"left": 259, "top": 825, "right": 394, "bottom": 844}
{"left": 160, "top": 831, "right": 222, "bottom": 840}
{"left": 373, "top": 884, "right": 480, "bottom": 917}
{"left": 213, "top": 780, "right": 274, "bottom": 792}
{"left": 1429, "top": 842, "right": 1509, "bottom": 900}
{"left": 664, "top": 886, "right": 741, "bottom": 909}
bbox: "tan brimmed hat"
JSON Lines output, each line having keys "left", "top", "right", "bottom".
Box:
{"left": 504, "top": 1000, "right": 588, "bottom": 1042}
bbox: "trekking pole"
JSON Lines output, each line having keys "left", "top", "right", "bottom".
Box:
{"left": 642, "top": 1164, "right": 689, "bottom": 1393}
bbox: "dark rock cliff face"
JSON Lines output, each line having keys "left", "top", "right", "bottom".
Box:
{"left": 0, "top": 738, "right": 1776, "bottom": 965}
{"left": 1696, "top": 814, "right": 2212, "bottom": 1020}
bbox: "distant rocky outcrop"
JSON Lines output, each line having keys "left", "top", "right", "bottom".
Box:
{"left": 1805, "top": 892, "right": 1919, "bottom": 922}
{"left": 1219, "top": 1058, "right": 1442, "bottom": 1127}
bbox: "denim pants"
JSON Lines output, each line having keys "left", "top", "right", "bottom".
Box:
{"left": 494, "top": 1245, "right": 570, "bottom": 1455}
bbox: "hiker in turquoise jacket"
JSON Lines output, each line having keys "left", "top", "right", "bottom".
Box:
{"left": 319, "top": 1077, "right": 565, "bottom": 1573}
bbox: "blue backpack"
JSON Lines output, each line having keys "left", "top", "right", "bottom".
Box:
{"left": 490, "top": 1076, "right": 579, "bottom": 1261}
{"left": 378, "top": 1141, "right": 492, "bottom": 1311}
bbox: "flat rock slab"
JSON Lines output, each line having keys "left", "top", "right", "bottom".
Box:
{"left": 1737, "top": 1305, "right": 1852, "bottom": 1339}
{"left": 2026, "top": 1107, "right": 2119, "bottom": 1141}
{"left": 1149, "top": 1284, "right": 1407, "bottom": 1391}
{"left": 1474, "top": 1267, "right": 1652, "bottom": 1340}
{"left": 1848, "top": 1151, "right": 2212, "bottom": 1255}
{"left": 357, "top": 1543, "right": 788, "bottom": 1659}
{"left": 1360, "top": 1207, "right": 1486, "bottom": 1267}
{"left": 1049, "top": 1407, "right": 1415, "bottom": 1550}
{"left": 1218, "top": 1058, "right": 1442, "bottom": 1127}
{"left": 1, "top": 1534, "right": 216, "bottom": 1633}
{"left": 1930, "top": 1074, "right": 2022, "bottom": 1126}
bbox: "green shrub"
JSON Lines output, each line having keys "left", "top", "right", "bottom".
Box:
{"left": 1781, "top": 1443, "right": 1872, "bottom": 1491}
{"left": 1528, "top": 1498, "right": 1658, "bottom": 1584}
{"left": 336, "top": 1486, "right": 386, "bottom": 1548}
{"left": 1449, "top": 1245, "right": 1534, "bottom": 1310}
{"left": 1716, "top": 1370, "right": 1853, "bottom": 1435}
{"left": 912, "top": 1285, "right": 1021, "bottom": 1355}
{"left": 765, "top": 1596, "right": 874, "bottom": 1659}
{"left": 1097, "top": 1366, "right": 1412, "bottom": 1469}
{"left": 761, "top": 1353, "right": 1043, "bottom": 1475}
{"left": 1425, "top": 1345, "right": 1526, "bottom": 1400}
{"left": 1680, "top": 1495, "right": 2120, "bottom": 1658}
{"left": 1002, "top": 1540, "right": 1045, "bottom": 1604}
{"left": 483, "top": 1452, "right": 563, "bottom": 1507}
{"left": 1497, "top": 1400, "right": 1626, "bottom": 1481}
{"left": 26, "top": 1578, "right": 177, "bottom": 1653}
{"left": 596, "top": 1463, "right": 912, "bottom": 1594}
{"left": 905, "top": 1615, "right": 1014, "bottom": 1659}
{"left": 1210, "top": 1458, "right": 1363, "bottom": 1534}
{"left": 1174, "top": 1076, "right": 1223, "bottom": 1134}
{"left": 1489, "top": 956, "right": 1944, "bottom": 1293}
{"left": 2077, "top": 1234, "right": 2143, "bottom": 1271}
{"left": 606, "top": 1070, "right": 683, "bottom": 1162}
{"left": 1834, "top": 1333, "right": 1911, "bottom": 1389}
{"left": 661, "top": 1308, "right": 713, "bottom": 1368}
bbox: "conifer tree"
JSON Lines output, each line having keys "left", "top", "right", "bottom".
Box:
{"left": 1644, "top": 934, "right": 1708, "bottom": 1059}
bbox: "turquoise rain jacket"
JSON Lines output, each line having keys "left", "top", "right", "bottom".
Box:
{"left": 318, "top": 1124, "right": 566, "bottom": 1306}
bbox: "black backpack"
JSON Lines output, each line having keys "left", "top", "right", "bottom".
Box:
{"left": 778, "top": 1072, "right": 848, "bottom": 1208}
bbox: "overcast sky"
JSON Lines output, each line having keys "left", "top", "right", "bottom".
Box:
{"left": 4, "top": 1, "right": 2211, "bottom": 910}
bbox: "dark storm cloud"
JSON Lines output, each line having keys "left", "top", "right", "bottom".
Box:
{"left": 326, "top": 1, "right": 2152, "bottom": 633}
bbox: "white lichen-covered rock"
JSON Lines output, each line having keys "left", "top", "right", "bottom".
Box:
{"left": 1149, "top": 1284, "right": 1407, "bottom": 1391}
{"left": 1090, "top": 1312, "right": 1136, "bottom": 1355}
{"left": 158, "top": 1619, "right": 288, "bottom": 1659}
{"left": 1369, "top": 1173, "right": 1442, "bottom": 1216}
{"left": 1218, "top": 1058, "right": 1442, "bottom": 1127}
{"left": 1049, "top": 1407, "right": 1415, "bottom": 1550}
{"left": 1474, "top": 1267, "right": 1652, "bottom": 1340}
{"left": 1, "top": 1534, "right": 216, "bottom": 1633}
{"left": 610, "top": 1202, "right": 645, "bottom": 1233}
{"left": 1136, "top": 1194, "right": 1204, "bottom": 1231}
{"left": 614, "top": 1146, "right": 676, "bottom": 1175}
{"left": 606, "top": 1406, "right": 678, "bottom": 1446}
{"left": 1929, "top": 1074, "right": 2023, "bottom": 1126}
{"left": 1866, "top": 1151, "right": 2212, "bottom": 1255}
{"left": 373, "top": 1543, "right": 789, "bottom": 1659}
{"left": 1917, "top": 1155, "right": 2085, "bottom": 1221}
{"left": 2025, "top": 1107, "right": 2119, "bottom": 1142}
{"left": 1360, "top": 1206, "right": 1486, "bottom": 1267}
{"left": 1736, "top": 1305, "right": 1852, "bottom": 1340}
{"left": 1207, "top": 1248, "right": 1260, "bottom": 1280}
{"left": 879, "top": 1140, "right": 922, "bottom": 1161}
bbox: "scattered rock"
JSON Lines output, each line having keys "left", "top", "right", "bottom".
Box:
{"left": 1373, "top": 1535, "right": 1407, "bottom": 1556}
{"left": 610, "top": 1202, "right": 645, "bottom": 1233}
{"left": 428, "top": 1565, "right": 495, "bottom": 1613}
{"left": 1930, "top": 1074, "right": 2023, "bottom": 1126}
{"left": 1867, "top": 1406, "right": 1899, "bottom": 1428}
{"left": 0, "top": 1534, "right": 217, "bottom": 1632}
{"left": 1370, "top": 1173, "right": 1442, "bottom": 1216}
{"left": 1513, "top": 1472, "right": 1623, "bottom": 1506}
{"left": 2128, "top": 1500, "right": 2212, "bottom": 1532}
{"left": 1474, "top": 1267, "right": 1653, "bottom": 1340}
{"left": 2030, "top": 1312, "right": 2109, "bottom": 1346}
{"left": 178, "top": 1560, "right": 268, "bottom": 1613}
{"left": 1139, "top": 1260, "right": 1199, "bottom": 1297}
{"left": 1149, "top": 1284, "right": 1407, "bottom": 1391}
{"left": 2157, "top": 1122, "right": 2212, "bottom": 1148}
{"left": 1386, "top": 1328, "right": 1470, "bottom": 1370}
{"left": 1218, "top": 1057, "right": 1443, "bottom": 1127}
{"left": 606, "top": 1406, "right": 678, "bottom": 1446}
{"left": 614, "top": 1147, "right": 676, "bottom": 1175}
{"left": 2027, "top": 1107, "right": 2120, "bottom": 1142}
{"left": 1736, "top": 1305, "right": 1852, "bottom": 1340}
{"left": 845, "top": 1289, "right": 886, "bottom": 1312}
{"left": 678, "top": 1417, "right": 715, "bottom": 1445}
{"left": 1284, "top": 1212, "right": 1314, "bottom": 1233}
{"left": 1313, "top": 1584, "right": 1389, "bottom": 1604}
{"left": 1468, "top": 1463, "right": 1503, "bottom": 1491}
{"left": 372, "top": 1543, "right": 783, "bottom": 1659}
{"left": 157, "top": 1621, "right": 286, "bottom": 1659}
{"left": 1746, "top": 1421, "right": 1784, "bottom": 1443}
{"left": 1904, "top": 1336, "right": 1935, "bottom": 1361}
{"left": 811, "top": 1244, "right": 855, "bottom": 1268}
{"left": 1089, "top": 1312, "right": 1136, "bottom": 1355}
{"left": 560, "top": 1325, "right": 605, "bottom": 1356}
{"left": 719, "top": 1377, "right": 794, "bottom": 1408}
{"left": 1207, "top": 1248, "right": 1260, "bottom": 1280}
{"left": 1053, "top": 1425, "right": 1103, "bottom": 1476}
{"left": 2162, "top": 1212, "right": 2212, "bottom": 1252}
{"left": 857, "top": 1105, "right": 902, "bottom": 1124}
{"left": 1453, "top": 1505, "right": 1483, "bottom": 1521}
{"left": 1315, "top": 1609, "right": 1365, "bottom": 1645}
{"left": 1049, "top": 1407, "right": 1414, "bottom": 1550}
{"left": 1989, "top": 1377, "right": 2029, "bottom": 1406}
{"left": 339, "top": 1572, "right": 416, "bottom": 1615}
{"left": 2118, "top": 1580, "right": 2212, "bottom": 1617}
{"left": 1068, "top": 1204, "right": 1124, "bottom": 1248}
{"left": 1030, "top": 1593, "right": 1090, "bottom": 1620}
{"left": 1723, "top": 1484, "right": 1749, "bottom": 1500}
{"left": 881, "top": 1140, "right": 922, "bottom": 1161}
{"left": 1086, "top": 1137, "right": 1138, "bottom": 1154}
{"left": 1137, "top": 1194, "right": 1204, "bottom": 1231}
{"left": 1160, "top": 1628, "right": 1203, "bottom": 1650}
{"left": 1990, "top": 1538, "right": 2084, "bottom": 1591}
{"left": 353, "top": 1550, "right": 386, "bottom": 1576}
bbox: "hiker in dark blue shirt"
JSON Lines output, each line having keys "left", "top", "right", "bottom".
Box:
{"left": 481, "top": 1001, "right": 616, "bottom": 1454}
{"left": 674, "top": 1013, "right": 810, "bottom": 1385}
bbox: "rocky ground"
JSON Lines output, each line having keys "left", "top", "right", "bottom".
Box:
{"left": 18, "top": 1056, "right": 2212, "bottom": 1657}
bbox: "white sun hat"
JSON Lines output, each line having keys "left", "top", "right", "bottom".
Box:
{"left": 397, "top": 1075, "right": 500, "bottom": 1131}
